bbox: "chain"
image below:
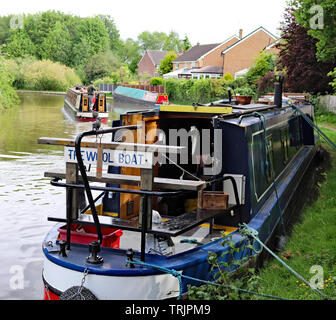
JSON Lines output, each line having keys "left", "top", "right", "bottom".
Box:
{"left": 66, "top": 268, "right": 90, "bottom": 300}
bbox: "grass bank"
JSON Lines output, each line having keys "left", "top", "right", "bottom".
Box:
{"left": 255, "top": 124, "right": 336, "bottom": 300}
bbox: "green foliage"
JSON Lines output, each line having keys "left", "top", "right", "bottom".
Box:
{"left": 223, "top": 73, "right": 234, "bottom": 81}
{"left": 84, "top": 50, "right": 122, "bottom": 83}
{"left": 164, "top": 78, "right": 254, "bottom": 104}
{"left": 0, "top": 55, "right": 20, "bottom": 111}
{"left": 245, "top": 51, "right": 276, "bottom": 84}
{"left": 183, "top": 35, "right": 192, "bottom": 52}
{"left": 292, "top": 0, "right": 336, "bottom": 62}
{"left": 150, "top": 77, "right": 163, "bottom": 85}
{"left": 95, "top": 15, "right": 121, "bottom": 51}
{"left": 22, "top": 59, "right": 81, "bottom": 91}
{"left": 159, "top": 51, "right": 178, "bottom": 75}
{"left": 5, "top": 29, "right": 36, "bottom": 58}
{"left": 40, "top": 21, "right": 71, "bottom": 66}
{"left": 234, "top": 86, "right": 255, "bottom": 96}
{"left": 328, "top": 68, "right": 336, "bottom": 94}
{"left": 188, "top": 234, "right": 259, "bottom": 300}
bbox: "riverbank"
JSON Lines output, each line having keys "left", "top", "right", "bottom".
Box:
{"left": 254, "top": 123, "right": 336, "bottom": 300}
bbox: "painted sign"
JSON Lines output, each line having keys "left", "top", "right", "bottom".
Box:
{"left": 64, "top": 147, "right": 153, "bottom": 169}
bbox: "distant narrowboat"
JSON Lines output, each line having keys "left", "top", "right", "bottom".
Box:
{"left": 64, "top": 87, "right": 109, "bottom": 123}
{"left": 113, "top": 86, "right": 169, "bottom": 107}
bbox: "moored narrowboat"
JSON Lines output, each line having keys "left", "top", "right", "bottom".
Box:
{"left": 113, "top": 86, "right": 169, "bottom": 107}
{"left": 64, "top": 87, "right": 109, "bottom": 123}
{"left": 40, "top": 76, "right": 320, "bottom": 300}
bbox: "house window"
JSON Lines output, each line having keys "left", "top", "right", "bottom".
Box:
{"left": 191, "top": 62, "right": 195, "bottom": 68}
{"left": 280, "top": 127, "right": 289, "bottom": 164}
{"left": 266, "top": 135, "right": 274, "bottom": 183}
{"left": 175, "top": 63, "right": 179, "bottom": 69}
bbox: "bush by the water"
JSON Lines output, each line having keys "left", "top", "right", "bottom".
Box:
{"left": 22, "top": 60, "right": 81, "bottom": 91}
{"left": 0, "top": 57, "right": 20, "bottom": 111}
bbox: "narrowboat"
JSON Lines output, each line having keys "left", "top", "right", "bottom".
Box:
{"left": 40, "top": 76, "right": 319, "bottom": 300}
{"left": 64, "top": 87, "right": 109, "bottom": 123}
{"left": 113, "top": 86, "right": 169, "bottom": 107}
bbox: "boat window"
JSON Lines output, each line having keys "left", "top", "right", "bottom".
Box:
{"left": 280, "top": 127, "right": 289, "bottom": 164}
{"left": 266, "top": 135, "right": 274, "bottom": 183}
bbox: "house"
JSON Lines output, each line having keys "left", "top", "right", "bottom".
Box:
{"left": 222, "top": 26, "right": 278, "bottom": 77}
{"left": 169, "top": 26, "right": 279, "bottom": 80}
{"left": 137, "top": 50, "right": 168, "bottom": 77}
{"left": 171, "top": 35, "right": 240, "bottom": 78}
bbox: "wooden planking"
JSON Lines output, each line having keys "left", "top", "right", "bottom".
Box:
{"left": 44, "top": 170, "right": 206, "bottom": 191}
{"left": 38, "top": 137, "right": 184, "bottom": 153}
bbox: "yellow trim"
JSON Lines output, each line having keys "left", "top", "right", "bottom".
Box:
{"left": 160, "top": 105, "right": 232, "bottom": 114}
{"left": 102, "top": 211, "right": 119, "bottom": 217}
{"left": 199, "top": 224, "right": 238, "bottom": 233}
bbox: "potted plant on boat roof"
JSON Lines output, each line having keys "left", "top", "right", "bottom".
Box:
{"left": 233, "top": 87, "right": 254, "bottom": 105}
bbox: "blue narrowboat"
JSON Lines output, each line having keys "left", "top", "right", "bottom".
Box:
{"left": 40, "top": 76, "right": 318, "bottom": 300}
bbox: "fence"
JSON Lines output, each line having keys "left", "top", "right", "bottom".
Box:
{"left": 118, "top": 83, "right": 165, "bottom": 94}
{"left": 319, "top": 95, "right": 336, "bottom": 114}
{"left": 98, "top": 84, "right": 117, "bottom": 93}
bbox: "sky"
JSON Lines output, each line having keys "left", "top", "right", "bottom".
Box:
{"left": 1, "top": 0, "right": 288, "bottom": 45}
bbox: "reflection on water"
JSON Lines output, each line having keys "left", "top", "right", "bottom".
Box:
{"left": 0, "top": 93, "right": 146, "bottom": 299}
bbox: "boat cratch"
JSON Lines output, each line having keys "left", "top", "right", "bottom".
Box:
{"left": 64, "top": 87, "right": 109, "bottom": 123}
{"left": 40, "top": 75, "right": 319, "bottom": 300}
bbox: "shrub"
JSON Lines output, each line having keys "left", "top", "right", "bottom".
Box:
{"left": 234, "top": 86, "right": 255, "bottom": 96}
{"left": 0, "top": 56, "right": 20, "bottom": 111}
{"left": 23, "top": 59, "right": 81, "bottom": 91}
{"left": 223, "top": 73, "right": 234, "bottom": 81}
{"left": 150, "top": 77, "right": 163, "bottom": 85}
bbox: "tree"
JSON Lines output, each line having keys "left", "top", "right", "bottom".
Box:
{"left": 5, "top": 29, "right": 36, "bottom": 58}
{"left": 158, "top": 51, "right": 178, "bottom": 75}
{"left": 40, "top": 21, "right": 72, "bottom": 66}
{"left": 117, "top": 38, "right": 142, "bottom": 73}
{"left": 84, "top": 50, "right": 122, "bottom": 83}
{"left": 291, "top": 0, "right": 336, "bottom": 62}
{"left": 96, "top": 15, "right": 121, "bottom": 51}
{"left": 138, "top": 31, "right": 167, "bottom": 53}
{"left": 182, "top": 35, "right": 192, "bottom": 52}
{"left": 164, "top": 31, "right": 183, "bottom": 52}
{"left": 245, "top": 51, "right": 276, "bottom": 84}
{"left": 78, "top": 17, "right": 110, "bottom": 57}
{"left": 276, "top": 7, "right": 335, "bottom": 94}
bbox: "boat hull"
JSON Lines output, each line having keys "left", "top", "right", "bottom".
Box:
{"left": 112, "top": 91, "right": 159, "bottom": 108}
{"left": 64, "top": 98, "right": 109, "bottom": 123}
{"left": 42, "top": 145, "right": 317, "bottom": 300}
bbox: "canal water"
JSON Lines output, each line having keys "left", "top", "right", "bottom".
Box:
{"left": 0, "top": 92, "right": 142, "bottom": 299}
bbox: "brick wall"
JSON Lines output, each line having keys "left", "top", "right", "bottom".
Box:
{"left": 138, "top": 52, "right": 156, "bottom": 77}
{"left": 223, "top": 29, "right": 276, "bottom": 76}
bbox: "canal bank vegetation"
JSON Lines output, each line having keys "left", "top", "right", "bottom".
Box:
{"left": 0, "top": 55, "right": 19, "bottom": 112}
{"left": 164, "top": 51, "right": 276, "bottom": 105}
{"left": 0, "top": 11, "right": 190, "bottom": 88}
{"left": 254, "top": 126, "right": 336, "bottom": 300}
{"left": 6, "top": 57, "right": 80, "bottom": 92}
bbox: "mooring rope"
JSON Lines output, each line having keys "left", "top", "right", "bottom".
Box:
{"left": 239, "top": 223, "right": 329, "bottom": 300}
{"left": 290, "top": 103, "right": 336, "bottom": 152}
{"left": 125, "top": 258, "right": 288, "bottom": 300}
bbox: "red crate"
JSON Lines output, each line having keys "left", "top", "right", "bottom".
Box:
{"left": 58, "top": 224, "right": 123, "bottom": 248}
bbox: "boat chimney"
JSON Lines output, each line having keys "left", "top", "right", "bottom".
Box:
{"left": 239, "top": 29, "right": 243, "bottom": 39}
{"left": 274, "top": 74, "right": 284, "bottom": 108}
